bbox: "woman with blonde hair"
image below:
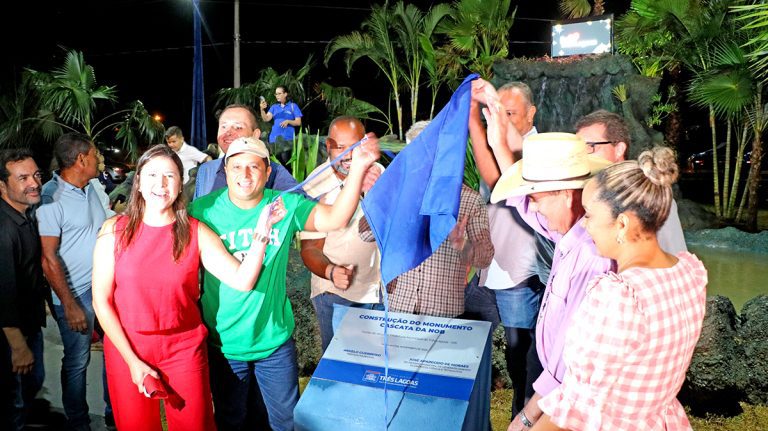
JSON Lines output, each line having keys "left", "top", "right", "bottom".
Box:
{"left": 532, "top": 147, "right": 707, "bottom": 430}
{"left": 92, "top": 145, "right": 285, "bottom": 430}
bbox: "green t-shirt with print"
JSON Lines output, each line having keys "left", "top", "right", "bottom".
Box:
{"left": 189, "top": 188, "right": 316, "bottom": 361}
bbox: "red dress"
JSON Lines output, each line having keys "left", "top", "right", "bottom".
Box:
{"left": 104, "top": 216, "right": 216, "bottom": 431}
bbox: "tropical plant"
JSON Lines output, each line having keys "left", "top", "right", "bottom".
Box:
{"left": 215, "top": 55, "right": 314, "bottom": 137}
{"left": 619, "top": 0, "right": 737, "bottom": 219}
{"left": 390, "top": 1, "right": 453, "bottom": 124}
{"left": 0, "top": 71, "right": 59, "bottom": 149}
{"left": 559, "top": 0, "right": 606, "bottom": 18}
{"left": 437, "top": 0, "right": 517, "bottom": 78}
{"left": 22, "top": 50, "right": 162, "bottom": 160}
{"left": 312, "top": 82, "right": 391, "bottom": 131}
{"left": 325, "top": 4, "right": 405, "bottom": 139}
{"left": 732, "top": 1, "right": 768, "bottom": 230}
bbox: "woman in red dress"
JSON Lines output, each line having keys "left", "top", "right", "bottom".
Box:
{"left": 92, "top": 145, "right": 284, "bottom": 431}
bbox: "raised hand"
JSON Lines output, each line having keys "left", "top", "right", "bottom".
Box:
{"left": 351, "top": 133, "right": 381, "bottom": 172}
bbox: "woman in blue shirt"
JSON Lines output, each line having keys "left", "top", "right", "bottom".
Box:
{"left": 259, "top": 86, "right": 303, "bottom": 143}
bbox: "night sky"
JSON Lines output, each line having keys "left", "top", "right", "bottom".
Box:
{"left": 1, "top": 0, "right": 631, "bottom": 141}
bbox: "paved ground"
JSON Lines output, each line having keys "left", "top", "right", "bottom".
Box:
{"left": 33, "top": 314, "right": 109, "bottom": 430}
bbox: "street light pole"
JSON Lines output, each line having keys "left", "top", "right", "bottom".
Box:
{"left": 234, "top": 0, "right": 241, "bottom": 88}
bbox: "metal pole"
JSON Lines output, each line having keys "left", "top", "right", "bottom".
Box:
{"left": 234, "top": 0, "right": 241, "bottom": 88}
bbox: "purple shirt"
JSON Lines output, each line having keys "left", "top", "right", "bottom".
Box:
{"left": 508, "top": 195, "right": 615, "bottom": 396}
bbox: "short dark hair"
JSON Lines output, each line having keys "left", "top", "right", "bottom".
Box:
{"left": 54, "top": 132, "right": 93, "bottom": 169}
{"left": 216, "top": 104, "right": 259, "bottom": 130}
{"left": 575, "top": 110, "right": 631, "bottom": 150}
{"left": 0, "top": 148, "right": 35, "bottom": 183}
{"left": 164, "top": 126, "right": 184, "bottom": 140}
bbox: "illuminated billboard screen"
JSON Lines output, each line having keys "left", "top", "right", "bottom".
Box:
{"left": 551, "top": 14, "right": 613, "bottom": 57}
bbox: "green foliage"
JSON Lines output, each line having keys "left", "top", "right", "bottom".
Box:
{"left": 688, "top": 40, "right": 755, "bottom": 118}
{"left": 325, "top": 4, "right": 404, "bottom": 139}
{"left": 313, "top": 82, "right": 391, "bottom": 131}
{"left": 215, "top": 55, "right": 313, "bottom": 137}
{"left": 732, "top": 2, "right": 768, "bottom": 81}
{"left": 113, "top": 101, "right": 165, "bottom": 161}
{"left": 464, "top": 142, "right": 481, "bottom": 191}
{"left": 438, "top": 0, "right": 517, "bottom": 78}
{"left": 6, "top": 50, "right": 163, "bottom": 160}
{"left": 647, "top": 88, "right": 678, "bottom": 128}
{"left": 31, "top": 50, "right": 117, "bottom": 136}
{"left": 289, "top": 128, "right": 321, "bottom": 183}
{"left": 0, "top": 72, "right": 60, "bottom": 149}
{"left": 559, "top": 0, "right": 593, "bottom": 19}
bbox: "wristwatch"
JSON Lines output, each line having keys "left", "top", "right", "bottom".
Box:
{"left": 253, "top": 233, "right": 269, "bottom": 244}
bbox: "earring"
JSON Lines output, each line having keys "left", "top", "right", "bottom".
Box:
{"left": 616, "top": 234, "right": 625, "bottom": 245}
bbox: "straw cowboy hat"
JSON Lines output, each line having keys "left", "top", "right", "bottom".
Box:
{"left": 490, "top": 133, "right": 612, "bottom": 203}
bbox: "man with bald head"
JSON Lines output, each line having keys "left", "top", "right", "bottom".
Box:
{"left": 300, "top": 116, "right": 384, "bottom": 351}
{"left": 193, "top": 103, "right": 303, "bottom": 200}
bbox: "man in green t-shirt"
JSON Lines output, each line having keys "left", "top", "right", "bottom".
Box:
{"left": 188, "top": 135, "right": 380, "bottom": 431}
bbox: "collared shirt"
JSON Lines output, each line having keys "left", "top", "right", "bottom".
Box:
{"left": 267, "top": 102, "right": 303, "bottom": 143}
{"left": 361, "top": 185, "right": 494, "bottom": 318}
{"left": 479, "top": 126, "right": 555, "bottom": 289}
{"left": 0, "top": 199, "right": 47, "bottom": 334}
{"left": 36, "top": 172, "right": 106, "bottom": 303}
{"left": 539, "top": 253, "right": 707, "bottom": 430}
{"left": 508, "top": 195, "right": 615, "bottom": 396}
{"left": 193, "top": 157, "right": 306, "bottom": 200}
{"left": 300, "top": 160, "right": 383, "bottom": 303}
{"left": 176, "top": 141, "right": 210, "bottom": 184}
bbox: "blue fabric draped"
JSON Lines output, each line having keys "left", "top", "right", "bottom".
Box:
{"left": 361, "top": 74, "right": 478, "bottom": 286}
{"left": 190, "top": 0, "right": 207, "bottom": 150}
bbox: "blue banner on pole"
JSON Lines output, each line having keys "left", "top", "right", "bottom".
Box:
{"left": 190, "top": 0, "right": 207, "bottom": 150}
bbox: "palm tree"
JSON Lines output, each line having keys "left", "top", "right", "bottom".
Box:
{"left": 559, "top": 0, "right": 606, "bottom": 18}
{"left": 0, "top": 71, "right": 60, "bottom": 150}
{"left": 390, "top": 1, "right": 453, "bottom": 124}
{"left": 215, "top": 55, "right": 314, "bottom": 142}
{"left": 732, "top": 1, "right": 768, "bottom": 230}
{"left": 437, "top": 0, "right": 517, "bottom": 78}
{"left": 313, "top": 82, "right": 391, "bottom": 130}
{"left": 618, "top": 0, "right": 735, "bottom": 218}
{"left": 25, "top": 50, "right": 163, "bottom": 160}
{"left": 325, "top": 4, "right": 405, "bottom": 139}
{"left": 688, "top": 39, "right": 755, "bottom": 221}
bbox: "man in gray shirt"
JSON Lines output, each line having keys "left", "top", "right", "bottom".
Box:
{"left": 37, "top": 133, "right": 107, "bottom": 431}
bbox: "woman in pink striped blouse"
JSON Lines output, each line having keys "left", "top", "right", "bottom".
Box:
{"left": 533, "top": 147, "right": 707, "bottom": 431}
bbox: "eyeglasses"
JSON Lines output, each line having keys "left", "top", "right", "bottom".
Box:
{"left": 585, "top": 141, "right": 617, "bottom": 154}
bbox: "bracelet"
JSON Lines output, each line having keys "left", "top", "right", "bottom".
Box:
{"left": 253, "top": 232, "right": 269, "bottom": 244}
{"left": 519, "top": 410, "right": 535, "bottom": 428}
{"left": 329, "top": 265, "right": 337, "bottom": 282}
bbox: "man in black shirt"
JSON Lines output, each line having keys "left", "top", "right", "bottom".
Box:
{"left": 0, "top": 148, "right": 47, "bottom": 430}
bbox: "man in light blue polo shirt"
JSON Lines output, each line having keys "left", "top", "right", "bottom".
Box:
{"left": 37, "top": 132, "right": 107, "bottom": 431}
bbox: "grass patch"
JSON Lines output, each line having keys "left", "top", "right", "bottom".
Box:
{"left": 487, "top": 389, "right": 768, "bottom": 430}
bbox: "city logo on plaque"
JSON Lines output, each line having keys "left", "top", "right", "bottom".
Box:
{"left": 363, "top": 371, "right": 380, "bottom": 383}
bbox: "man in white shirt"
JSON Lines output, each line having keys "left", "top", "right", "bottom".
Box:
{"left": 165, "top": 126, "right": 211, "bottom": 184}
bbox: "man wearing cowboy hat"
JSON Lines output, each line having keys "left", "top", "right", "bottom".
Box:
{"left": 467, "top": 80, "right": 554, "bottom": 421}
{"left": 481, "top": 96, "right": 617, "bottom": 430}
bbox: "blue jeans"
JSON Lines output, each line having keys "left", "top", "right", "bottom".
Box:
{"left": 1, "top": 329, "right": 44, "bottom": 431}
{"left": 463, "top": 275, "right": 545, "bottom": 419}
{"left": 312, "top": 293, "right": 383, "bottom": 352}
{"left": 52, "top": 289, "right": 95, "bottom": 429}
{"left": 210, "top": 338, "right": 300, "bottom": 431}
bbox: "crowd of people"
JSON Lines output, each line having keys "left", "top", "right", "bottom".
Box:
{"left": 0, "top": 78, "right": 707, "bottom": 431}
